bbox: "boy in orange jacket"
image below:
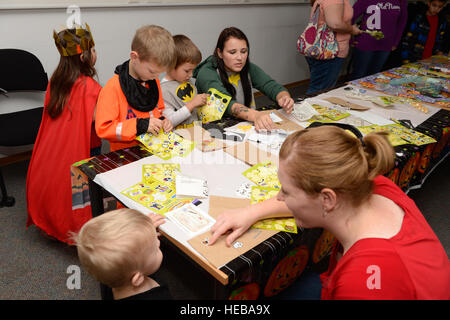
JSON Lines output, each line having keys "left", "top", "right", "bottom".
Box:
{"left": 96, "top": 25, "right": 176, "bottom": 151}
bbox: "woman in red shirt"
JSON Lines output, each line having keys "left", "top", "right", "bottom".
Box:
{"left": 209, "top": 124, "right": 450, "bottom": 299}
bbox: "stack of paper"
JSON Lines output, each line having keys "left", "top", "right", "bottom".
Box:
{"left": 175, "top": 174, "right": 209, "bottom": 199}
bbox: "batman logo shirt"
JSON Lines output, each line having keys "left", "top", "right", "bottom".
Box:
{"left": 176, "top": 82, "right": 196, "bottom": 103}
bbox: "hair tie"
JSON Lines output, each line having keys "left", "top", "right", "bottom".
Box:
{"left": 307, "top": 122, "right": 366, "bottom": 147}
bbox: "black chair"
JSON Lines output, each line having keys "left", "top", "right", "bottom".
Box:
{"left": 0, "top": 49, "right": 48, "bottom": 207}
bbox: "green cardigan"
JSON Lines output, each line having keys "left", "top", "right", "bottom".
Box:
{"left": 193, "top": 55, "right": 286, "bottom": 116}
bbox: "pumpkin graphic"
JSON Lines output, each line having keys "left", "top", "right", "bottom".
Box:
{"left": 387, "top": 168, "right": 400, "bottom": 185}
{"left": 398, "top": 151, "right": 420, "bottom": 189}
{"left": 229, "top": 283, "right": 260, "bottom": 300}
{"left": 432, "top": 127, "right": 449, "bottom": 159}
{"left": 312, "top": 230, "right": 336, "bottom": 264}
{"left": 418, "top": 143, "right": 435, "bottom": 174}
{"left": 263, "top": 245, "right": 309, "bottom": 297}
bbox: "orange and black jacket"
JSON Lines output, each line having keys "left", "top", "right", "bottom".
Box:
{"left": 95, "top": 74, "right": 165, "bottom": 151}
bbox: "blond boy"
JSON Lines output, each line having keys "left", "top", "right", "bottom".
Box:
{"left": 161, "top": 34, "right": 209, "bottom": 128}
{"left": 74, "top": 209, "right": 171, "bottom": 300}
{"left": 96, "top": 25, "right": 176, "bottom": 152}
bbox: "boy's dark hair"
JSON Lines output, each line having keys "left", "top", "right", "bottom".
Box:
{"left": 429, "top": 0, "right": 447, "bottom": 4}
{"left": 172, "top": 35, "right": 202, "bottom": 69}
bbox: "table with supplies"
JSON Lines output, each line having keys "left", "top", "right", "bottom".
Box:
{"left": 71, "top": 56, "right": 449, "bottom": 299}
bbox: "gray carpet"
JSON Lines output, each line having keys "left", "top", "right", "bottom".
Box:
{"left": 1, "top": 87, "right": 449, "bottom": 300}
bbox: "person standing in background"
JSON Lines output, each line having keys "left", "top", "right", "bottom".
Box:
{"left": 305, "top": 0, "right": 361, "bottom": 95}
{"left": 351, "top": 0, "right": 408, "bottom": 80}
{"left": 400, "top": 0, "right": 449, "bottom": 64}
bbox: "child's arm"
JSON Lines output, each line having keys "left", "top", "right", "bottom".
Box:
{"left": 162, "top": 87, "right": 207, "bottom": 127}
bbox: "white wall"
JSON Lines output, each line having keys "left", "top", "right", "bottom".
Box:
{"left": 0, "top": 3, "right": 312, "bottom": 87}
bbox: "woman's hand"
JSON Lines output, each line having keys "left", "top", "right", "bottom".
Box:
{"left": 351, "top": 24, "right": 363, "bottom": 36}
{"left": 254, "top": 112, "right": 275, "bottom": 132}
{"left": 276, "top": 92, "right": 294, "bottom": 114}
{"left": 208, "top": 207, "right": 257, "bottom": 247}
{"left": 208, "top": 197, "right": 293, "bottom": 247}
{"left": 231, "top": 103, "right": 274, "bottom": 132}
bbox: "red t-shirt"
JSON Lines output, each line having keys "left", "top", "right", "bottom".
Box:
{"left": 422, "top": 14, "right": 439, "bottom": 59}
{"left": 321, "top": 176, "right": 450, "bottom": 300}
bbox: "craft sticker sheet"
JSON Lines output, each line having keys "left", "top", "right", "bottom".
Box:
{"left": 121, "top": 180, "right": 192, "bottom": 215}
{"left": 358, "top": 125, "right": 405, "bottom": 147}
{"left": 308, "top": 104, "right": 350, "bottom": 122}
{"left": 358, "top": 124, "right": 436, "bottom": 146}
{"left": 242, "top": 161, "right": 280, "bottom": 189}
{"left": 250, "top": 186, "right": 279, "bottom": 203}
{"left": 143, "top": 163, "right": 180, "bottom": 186}
{"left": 250, "top": 186, "right": 298, "bottom": 234}
{"left": 382, "top": 124, "right": 437, "bottom": 146}
{"left": 252, "top": 219, "right": 297, "bottom": 234}
{"left": 165, "top": 204, "right": 216, "bottom": 238}
{"left": 197, "top": 88, "right": 231, "bottom": 124}
{"left": 136, "top": 130, "right": 195, "bottom": 160}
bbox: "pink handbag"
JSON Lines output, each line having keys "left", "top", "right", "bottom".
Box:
{"left": 297, "top": 1, "right": 339, "bottom": 60}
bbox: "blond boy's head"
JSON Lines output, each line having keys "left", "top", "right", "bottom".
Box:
{"left": 74, "top": 209, "right": 160, "bottom": 288}
{"left": 131, "top": 25, "right": 176, "bottom": 69}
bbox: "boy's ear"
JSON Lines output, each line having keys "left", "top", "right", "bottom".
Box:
{"left": 130, "top": 272, "right": 145, "bottom": 287}
{"left": 130, "top": 51, "right": 139, "bottom": 61}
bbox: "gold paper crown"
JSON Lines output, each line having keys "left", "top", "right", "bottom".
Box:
{"left": 53, "top": 23, "right": 95, "bottom": 57}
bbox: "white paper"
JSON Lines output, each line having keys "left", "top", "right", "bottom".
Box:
{"left": 292, "top": 100, "right": 320, "bottom": 121}
{"left": 165, "top": 204, "right": 215, "bottom": 238}
{"left": 176, "top": 174, "right": 209, "bottom": 199}
{"left": 269, "top": 112, "right": 283, "bottom": 123}
{"left": 246, "top": 130, "right": 287, "bottom": 148}
{"left": 348, "top": 110, "right": 394, "bottom": 126}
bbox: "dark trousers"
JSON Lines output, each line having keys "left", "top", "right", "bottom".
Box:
{"left": 305, "top": 56, "right": 345, "bottom": 95}
{"left": 351, "top": 48, "right": 391, "bottom": 80}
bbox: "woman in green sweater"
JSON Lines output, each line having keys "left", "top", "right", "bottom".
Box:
{"left": 193, "top": 27, "right": 294, "bottom": 131}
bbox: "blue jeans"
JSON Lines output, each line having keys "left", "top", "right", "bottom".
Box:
{"left": 306, "top": 56, "right": 345, "bottom": 95}
{"left": 270, "top": 270, "right": 322, "bottom": 300}
{"left": 351, "top": 48, "right": 391, "bottom": 80}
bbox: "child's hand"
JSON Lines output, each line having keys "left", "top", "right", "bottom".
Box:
{"left": 147, "top": 118, "right": 163, "bottom": 136}
{"left": 186, "top": 93, "right": 209, "bottom": 111}
{"left": 162, "top": 118, "right": 173, "bottom": 133}
{"left": 149, "top": 213, "right": 166, "bottom": 228}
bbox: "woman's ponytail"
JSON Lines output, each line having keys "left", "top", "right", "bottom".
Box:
{"left": 362, "top": 132, "right": 395, "bottom": 180}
